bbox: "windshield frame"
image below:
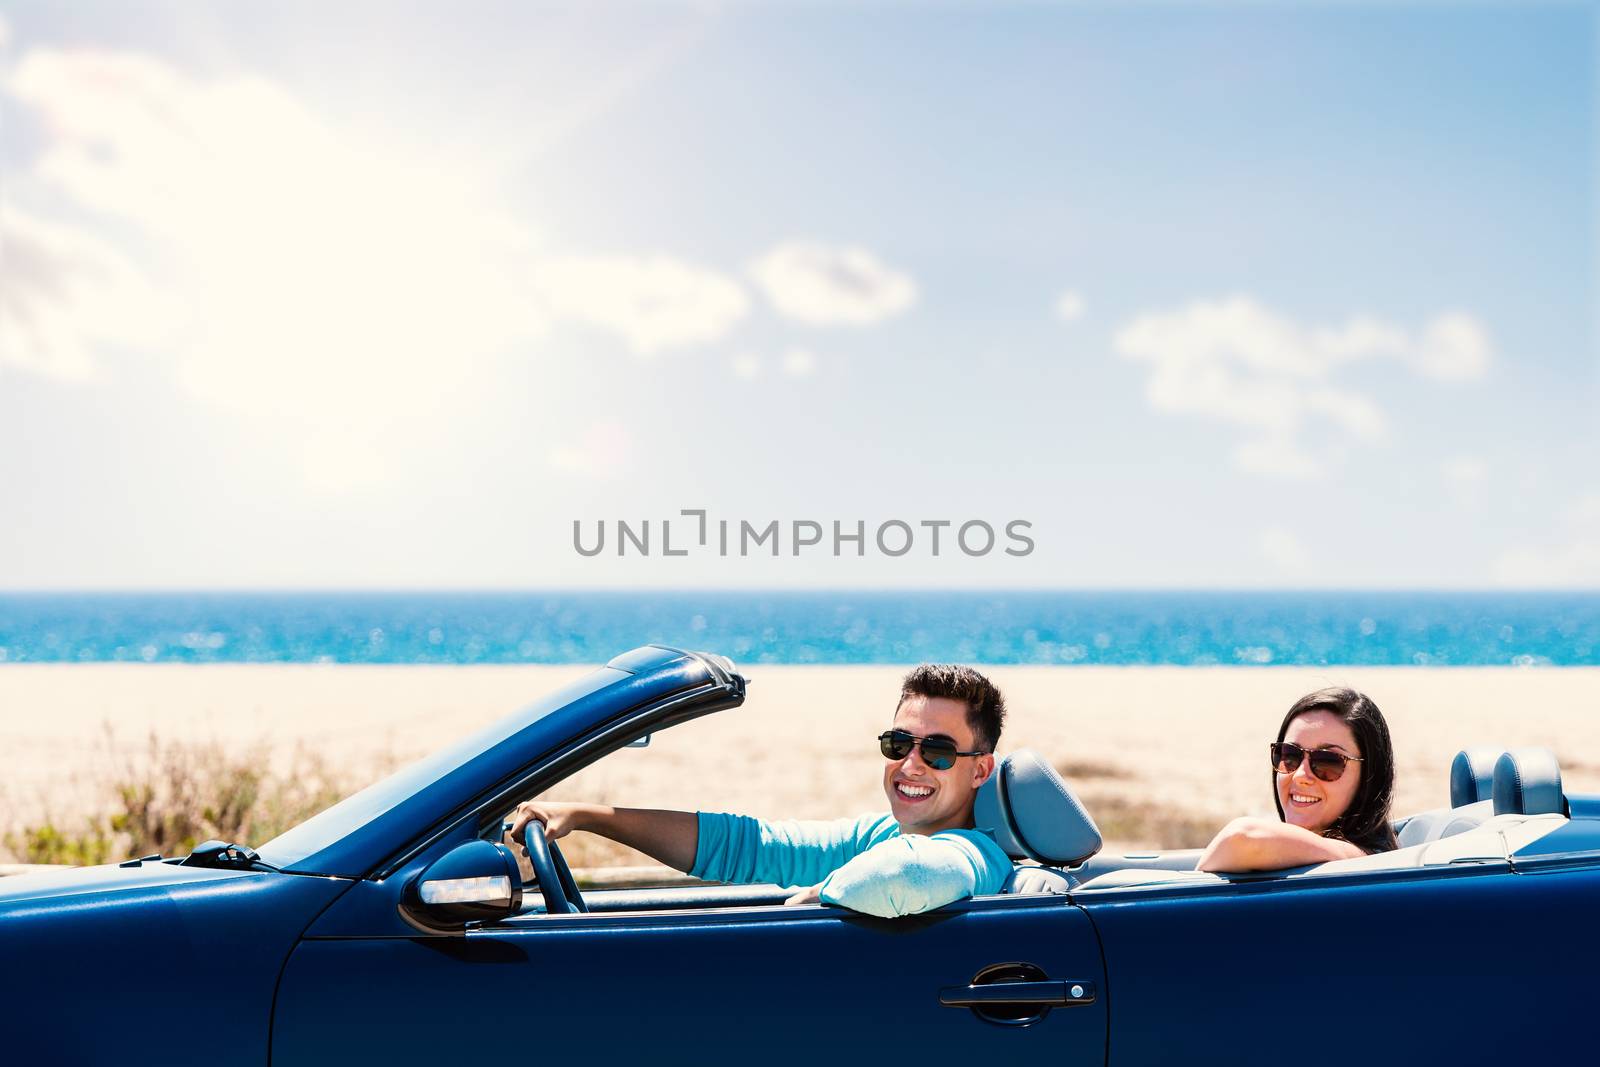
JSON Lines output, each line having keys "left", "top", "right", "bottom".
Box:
{"left": 256, "top": 667, "right": 627, "bottom": 870}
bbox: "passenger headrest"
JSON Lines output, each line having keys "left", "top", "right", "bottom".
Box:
{"left": 1492, "top": 748, "right": 1565, "bottom": 817}
{"left": 974, "top": 749, "right": 1102, "bottom": 866}
{"left": 1450, "top": 748, "right": 1499, "bottom": 807}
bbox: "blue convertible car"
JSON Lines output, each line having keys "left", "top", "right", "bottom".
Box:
{"left": 2, "top": 645, "right": 1595, "bottom": 1064}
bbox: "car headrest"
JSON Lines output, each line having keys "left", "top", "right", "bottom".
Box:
{"left": 974, "top": 749, "right": 1102, "bottom": 866}
{"left": 1492, "top": 748, "right": 1565, "bottom": 817}
{"left": 1450, "top": 748, "right": 1499, "bottom": 807}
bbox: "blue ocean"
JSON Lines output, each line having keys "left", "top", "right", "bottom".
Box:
{"left": 0, "top": 591, "right": 1596, "bottom": 666}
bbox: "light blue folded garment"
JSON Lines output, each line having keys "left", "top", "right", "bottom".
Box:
{"left": 691, "top": 810, "right": 1012, "bottom": 918}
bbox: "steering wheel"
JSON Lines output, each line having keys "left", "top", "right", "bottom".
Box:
{"left": 521, "top": 821, "right": 587, "bottom": 915}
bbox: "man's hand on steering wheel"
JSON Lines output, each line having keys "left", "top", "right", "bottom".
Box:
{"left": 506, "top": 800, "right": 588, "bottom": 844}
{"left": 503, "top": 801, "right": 587, "bottom": 884}
{"left": 500, "top": 801, "right": 589, "bottom": 915}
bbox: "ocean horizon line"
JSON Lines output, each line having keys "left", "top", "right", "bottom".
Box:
{"left": 3, "top": 587, "right": 1598, "bottom": 595}
{"left": 1, "top": 590, "right": 1595, "bottom": 668}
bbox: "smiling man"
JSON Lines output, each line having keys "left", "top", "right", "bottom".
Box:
{"left": 506, "top": 664, "right": 1014, "bottom": 917}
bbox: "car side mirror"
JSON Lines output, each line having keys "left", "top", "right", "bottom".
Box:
{"left": 404, "top": 840, "right": 523, "bottom": 931}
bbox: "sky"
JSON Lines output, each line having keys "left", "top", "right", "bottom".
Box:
{"left": 1, "top": 0, "right": 1596, "bottom": 590}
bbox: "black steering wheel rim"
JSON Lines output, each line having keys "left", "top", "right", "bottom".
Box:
{"left": 552, "top": 836, "right": 586, "bottom": 912}
{"left": 521, "top": 821, "right": 586, "bottom": 914}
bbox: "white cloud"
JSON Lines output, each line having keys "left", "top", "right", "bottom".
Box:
{"left": 1443, "top": 456, "right": 1488, "bottom": 485}
{"left": 1493, "top": 492, "right": 1600, "bottom": 587}
{"left": 547, "top": 420, "right": 632, "bottom": 479}
{"left": 3, "top": 45, "right": 546, "bottom": 474}
{"left": 729, "top": 348, "right": 814, "bottom": 380}
{"left": 535, "top": 254, "right": 748, "bottom": 356}
{"left": 1259, "top": 526, "right": 1311, "bottom": 574}
{"left": 749, "top": 240, "right": 916, "bottom": 326}
{"left": 1234, "top": 438, "right": 1321, "bottom": 480}
{"left": 730, "top": 351, "right": 761, "bottom": 380}
{"left": 1114, "top": 295, "right": 1493, "bottom": 478}
{"left": 781, "top": 347, "right": 816, "bottom": 377}
{"left": 1413, "top": 312, "right": 1492, "bottom": 382}
{"left": 0, "top": 13, "right": 11, "bottom": 50}
{"left": 1302, "top": 386, "right": 1386, "bottom": 442}
{"left": 1055, "top": 290, "right": 1086, "bottom": 322}
{"left": 0, "top": 202, "right": 173, "bottom": 383}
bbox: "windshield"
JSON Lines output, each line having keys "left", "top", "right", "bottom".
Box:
{"left": 256, "top": 667, "right": 626, "bottom": 869}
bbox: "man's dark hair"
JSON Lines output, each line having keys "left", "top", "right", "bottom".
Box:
{"left": 897, "top": 664, "right": 1006, "bottom": 753}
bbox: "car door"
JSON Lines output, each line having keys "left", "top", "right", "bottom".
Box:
{"left": 1077, "top": 863, "right": 1600, "bottom": 1064}
{"left": 271, "top": 892, "right": 1107, "bottom": 1063}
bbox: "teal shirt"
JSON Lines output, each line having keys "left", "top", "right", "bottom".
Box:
{"left": 690, "top": 811, "right": 1013, "bottom": 918}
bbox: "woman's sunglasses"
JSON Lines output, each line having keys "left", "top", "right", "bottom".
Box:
{"left": 878, "top": 730, "right": 985, "bottom": 771}
{"left": 1270, "top": 741, "right": 1364, "bottom": 782}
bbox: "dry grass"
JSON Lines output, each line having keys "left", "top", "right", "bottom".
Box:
{"left": 1054, "top": 760, "right": 1224, "bottom": 849}
{"left": 2, "top": 728, "right": 391, "bottom": 866}
{"left": 1556, "top": 754, "right": 1600, "bottom": 776}
{"left": 1053, "top": 758, "right": 1135, "bottom": 780}
{"left": 1075, "top": 790, "right": 1227, "bottom": 851}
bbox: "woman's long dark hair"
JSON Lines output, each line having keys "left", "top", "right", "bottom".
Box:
{"left": 1272, "top": 687, "right": 1398, "bottom": 853}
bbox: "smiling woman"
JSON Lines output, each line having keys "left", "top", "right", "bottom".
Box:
{"left": 1198, "top": 687, "right": 1398, "bottom": 872}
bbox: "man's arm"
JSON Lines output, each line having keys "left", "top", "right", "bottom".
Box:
{"left": 813, "top": 829, "right": 1013, "bottom": 918}
{"left": 507, "top": 804, "right": 883, "bottom": 887}
{"left": 692, "top": 812, "right": 889, "bottom": 888}
{"left": 1196, "top": 816, "right": 1364, "bottom": 873}
{"left": 506, "top": 800, "right": 699, "bottom": 872}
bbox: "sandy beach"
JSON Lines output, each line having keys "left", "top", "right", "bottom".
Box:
{"left": 3, "top": 663, "right": 1599, "bottom": 865}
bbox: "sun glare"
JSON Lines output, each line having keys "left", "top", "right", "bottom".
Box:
{"left": 8, "top": 47, "right": 547, "bottom": 487}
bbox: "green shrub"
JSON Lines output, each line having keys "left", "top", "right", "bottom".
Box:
{"left": 5, "top": 820, "right": 116, "bottom": 867}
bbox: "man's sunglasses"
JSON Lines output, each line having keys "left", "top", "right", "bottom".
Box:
{"left": 1270, "top": 741, "right": 1364, "bottom": 782}
{"left": 878, "top": 730, "right": 986, "bottom": 771}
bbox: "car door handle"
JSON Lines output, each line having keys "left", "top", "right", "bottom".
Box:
{"left": 938, "top": 979, "right": 1097, "bottom": 1007}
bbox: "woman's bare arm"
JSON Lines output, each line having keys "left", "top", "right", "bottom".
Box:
{"left": 1197, "top": 816, "right": 1365, "bottom": 873}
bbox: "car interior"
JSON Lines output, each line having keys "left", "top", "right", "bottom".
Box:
{"left": 1022, "top": 745, "right": 1571, "bottom": 894}
{"left": 496, "top": 743, "right": 1572, "bottom": 916}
